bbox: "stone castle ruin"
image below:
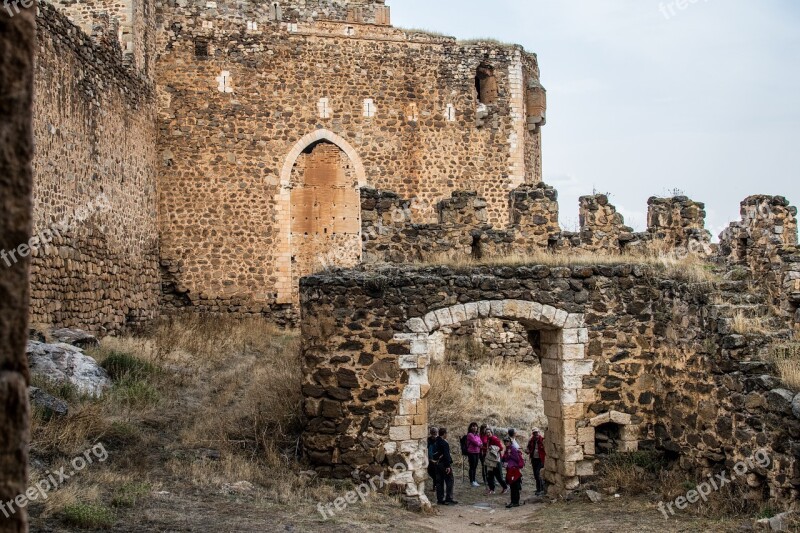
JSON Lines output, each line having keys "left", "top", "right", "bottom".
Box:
{"left": 13, "top": 0, "right": 800, "bottom": 515}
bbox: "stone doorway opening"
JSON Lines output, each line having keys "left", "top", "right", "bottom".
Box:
{"left": 392, "top": 300, "right": 595, "bottom": 508}
{"left": 276, "top": 130, "right": 367, "bottom": 304}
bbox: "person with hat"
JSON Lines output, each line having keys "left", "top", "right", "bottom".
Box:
{"left": 502, "top": 436, "right": 525, "bottom": 508}
{"left": 526, "top": 427, "right": 546, "bottom": 496}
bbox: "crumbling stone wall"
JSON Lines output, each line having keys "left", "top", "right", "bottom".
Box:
{"left": 30, "top": 2, "right": 160, "bottom": 334}
{"left": 52, "top": 0, "right": 156, "bottom": 79}
{"left": 720, "top": 195, "right": 799, "bottom": 324}
{"left": 646, "top": 195, "right": 712, "bottom": 252}
{"left": 155, "top": 0, "right": 544, "bottom": 312}
{"left": 361, "top": 183, "right": 717, "bottom": 265}
{"left": 0, "top": 4, "right": 34, "bottom": 531}
{"left": 300, "top": 264, "right": 799, "bottom": 509}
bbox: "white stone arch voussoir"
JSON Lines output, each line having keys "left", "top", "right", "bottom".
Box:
{"left": 279, "top": 128, "right": 367, "bottom": 189}
{"left": 390, "top": 299, "right": 594, "bottom": 502}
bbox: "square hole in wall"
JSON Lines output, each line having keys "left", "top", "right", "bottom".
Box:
{"left": 194, "top": 39, "right": 209, "bottom": 58}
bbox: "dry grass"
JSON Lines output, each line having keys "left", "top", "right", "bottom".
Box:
{"left": 731, "top": 310, "right": 769, "bottom": 335}
{"left": 416, "top": 246, "right": 718, "bottom": 285}
{"left": 428, "top": 357, "right": 545, "bottom": 438}
{"left": 28, "top": 316, "right": 341, "bottom": 527}
{"left": 658, "top": 469, "right": 765, "bottom": 519}
{"left": 770, "top": 343, "right": 800, "bottom": 391}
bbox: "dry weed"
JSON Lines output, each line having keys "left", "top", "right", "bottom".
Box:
{"left": 416, "top": 245, "right": 718, "bottom": 284}
{"left": 731, "top": 310, "right": 768, "bottom": 335}
{"left": 770, "top": 343, "right": 800, "bottom": 391}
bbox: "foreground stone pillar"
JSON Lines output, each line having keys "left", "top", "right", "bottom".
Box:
{"left": 0, "top": 3, "right": 35, "bottom": 532}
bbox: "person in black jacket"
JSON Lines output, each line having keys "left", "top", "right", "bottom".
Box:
{"left": 433, "top": 427, "right": 458, "bottom": 505}
{"left": 427, "top": 427, "right": 438, "bottom": 486}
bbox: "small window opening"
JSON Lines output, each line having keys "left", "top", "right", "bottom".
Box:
{"left": 475, "top": 64, "right": 499, "bottom": 105}
{"left": 595, "top": 422, "right": 622, "bottom": 455}
{"left": 194, "top": 39, "right": 209, "bottom": 58}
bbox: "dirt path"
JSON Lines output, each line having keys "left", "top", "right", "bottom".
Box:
{"left": 409, "top": 475, "right": 745, "bottom": 533}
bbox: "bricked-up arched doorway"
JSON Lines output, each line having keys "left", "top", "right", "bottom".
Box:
{"left": 391, "top": 300, "right": 593, "bottom": 509}
{"left": 275, "top": 130, "right": 366, "bottom": 304}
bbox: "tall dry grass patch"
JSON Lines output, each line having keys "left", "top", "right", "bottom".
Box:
{"left": 731, "top": 310, "right": 769, "bottom": 336}
{"left": 29, "top": 315, "right": 320, "bottom": 524}
{"left": 770, "top": 343, "right": 800, "bottom": 391}
{"left": 428, "top": 358, "right": 545, "bottom": 435}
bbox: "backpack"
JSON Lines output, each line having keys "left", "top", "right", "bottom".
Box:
{"left": 486, "top": 445, "right": 501, "bottom": 468}
{"left": 428, "top": 440, "right": 438, "bottom": 462}
{"left": 459, "top": 435, "right": 469, "bottom": 455}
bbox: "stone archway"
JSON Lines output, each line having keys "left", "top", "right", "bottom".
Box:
{"left": 391, "top": 299, "right": 594, "bottom": 508}
{"left": 274, "top": 130, "right": 366, "bottom": 304}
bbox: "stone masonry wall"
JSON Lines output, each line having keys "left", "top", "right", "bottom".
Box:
{"left": 720, "top": 195, "right": 799, "bottom": 324}
{"left": 155, "top": 0, "right": 543, "bottom": 312}
{"left": 362, "top": 184, "right": 717, "bottom": 265}
{"left": 0, "top": 4, "right": 35, "bottom": 531}
{"left": 300, "top": 264, "right": 799, "bottom": 509}
{"left": 29, "top": 2, "right": 160, "bottom": 334}
{"left": 52, "top": 0, "right": 156, "bottom": 79}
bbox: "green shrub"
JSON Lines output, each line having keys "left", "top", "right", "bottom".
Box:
{"left": 63, "top": 503, "right": 115, "bottom": 529}
{"left": 112, "top": 482, "right": 151, "bottom": 508}
{"left": 101, "top": 352, "right": 158, "bottom": 381}
{"left": 111, "top": 379, "right": 160, "bottom": 409}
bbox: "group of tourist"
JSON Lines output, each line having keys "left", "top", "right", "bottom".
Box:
{"left": 427, "top": 424, "right": 546, "bottom": 509}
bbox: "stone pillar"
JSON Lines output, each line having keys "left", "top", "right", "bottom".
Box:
{"left": 510, "top": 183, "right": 560, "bottom": 249}
{"left": 578, "top": 194, "right": 633, "bottom": 253}
{"left": 437, "top": 191, "right": 487, "bottom": 226}
{"left": 647, "top": 196, "right": 712, "bottom": 254}
{"left": 0, "top": 3, "right": 35, "bottom": 532}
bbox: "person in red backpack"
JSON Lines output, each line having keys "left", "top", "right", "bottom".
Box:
{"left": 482, "top": 428, "right": 507, "bottom": 495}
{"left": 502, "top": 436, "right": 524, "bottom": 508}
{"left": 526, "top": 427, "right": 546, "bottom": 495}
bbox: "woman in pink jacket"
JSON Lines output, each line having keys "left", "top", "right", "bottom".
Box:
{"left": 466, "top": 422, "right": 483, "bottom": 487}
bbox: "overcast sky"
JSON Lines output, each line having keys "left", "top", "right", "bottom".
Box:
{"left": 392, "top": 0, "right": 800, "bottom": 239}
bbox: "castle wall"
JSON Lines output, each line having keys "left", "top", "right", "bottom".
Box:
{"left": 155, "top": 1, "right": 543, "bottom": 313}
{"left": 29, "top": 3, "right": 160, "bottom": 334}
{"left": 52, "top": 0, "right": 156, "bottom": 79}
{"left": 0, "top": 4, "right": 35, "bottom": 531}
{"left": 300, "top": 264, "right": 799, "bottom": 508}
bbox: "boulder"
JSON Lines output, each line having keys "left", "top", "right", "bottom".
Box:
{"left": 586, "top": 490, "right": 602, "bottom": 503}
{"left": 28, "top": 387, "right": 69, "bottom": 418}
{"left": 49, "top": 328, "right": 99, "bottom": 349}
{"left": 793, "top": 393, "right": 800, "bottom": 419}
{"left": 766, "top": 389, "right": 795, "bottom": 415}
{"left": 26, "top": 341, "right": 111, "bottom": 397}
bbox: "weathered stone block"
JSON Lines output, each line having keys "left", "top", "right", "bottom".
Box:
{"left": 576, "top": 460, "right": 594, "bottom": 476}
{"left": 434, "top": 308, "right": 454, "bottom": 327}
{"left": 389, "top": 426, "right": 411, "bottom": 441}
{"left": 562, "top": 344, "right": 586, "bottom": 360}
{"left": 407, "top": 318, "right": 428, "bottom": 333}
{"left": 410, "top": 425, "right": 428, "bottom": 439}
{"left": 489, "top": 300, "right": 506, "bottom": 318}
{"left": 450, "top": 304, "right": 467, "bottom": 324}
